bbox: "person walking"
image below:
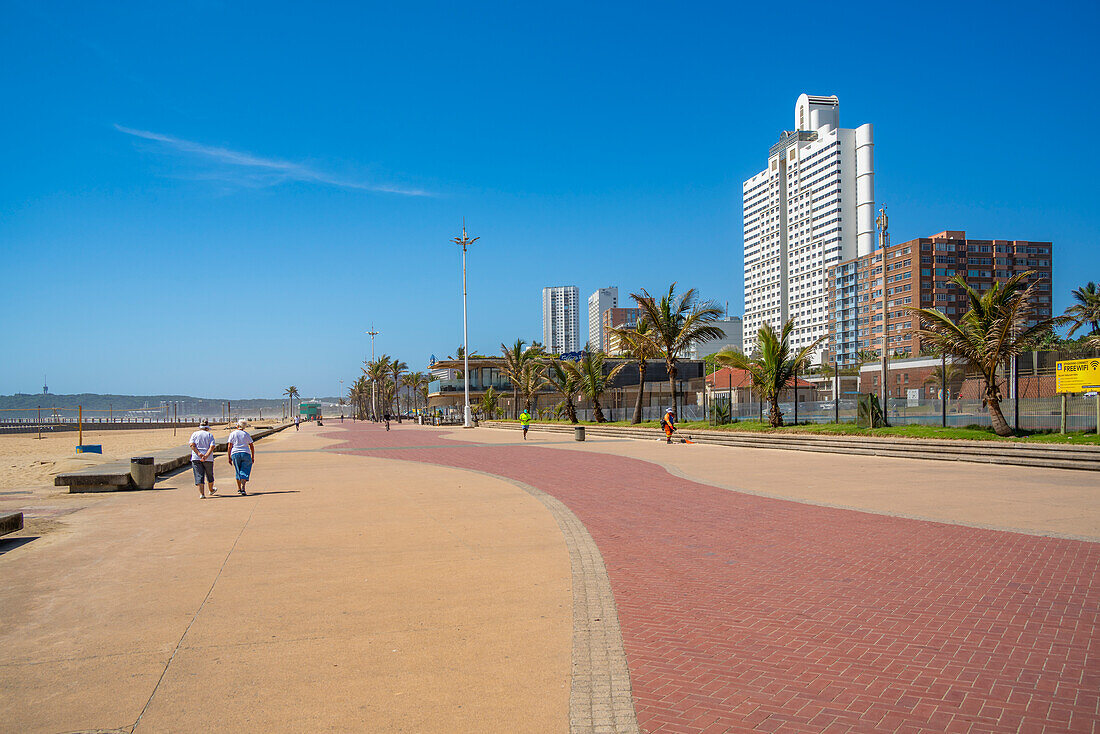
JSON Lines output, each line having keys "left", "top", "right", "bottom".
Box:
{"left": 383, "top": 412, "right": 391, "bottom": 431}
{"left": 660, "top": 407, "right": 677, "bottom": 444}
{"left": 520, "top": 408, "right": 531, "bottom": 440}
{"left": 189, "top": 419, "right": 217, "bottom": 499}
{"left": 227, "top": 419, "right": 255, "bottom": 496}
{"left": 294, "top": 414, "right": 301, "bottom": 431}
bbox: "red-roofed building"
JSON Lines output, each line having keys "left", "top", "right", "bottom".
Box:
{"left": 705, "top": 367, "right": 819, "bottom": 405}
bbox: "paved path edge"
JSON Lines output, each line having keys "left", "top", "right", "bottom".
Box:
{"left": 372, "top": 456, "right": 640, "bottom": 734}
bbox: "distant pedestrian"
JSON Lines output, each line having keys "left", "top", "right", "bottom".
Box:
{"left": 227, "top": 419, "right": 254, "bottom": 496}
{"left": 294, "top": 415, "right": 300, "bottom": 431}
{"left": 520, "top": 409, "right": 531, "bottom": 440}
{"left": 340, "top": 414, "right": 344, "bottom": 423}
{"left": 660, "top": 408, "right": 677, "bottom": 444}
{"left": 189, "top": 419, "right": 217, "bottom": 499}
{"left": 383, "top": 412, "right": 391, "bottom": 431}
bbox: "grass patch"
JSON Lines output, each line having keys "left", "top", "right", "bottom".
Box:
{"left": 487, "top": 418, "right": 1100, "bottom": 445}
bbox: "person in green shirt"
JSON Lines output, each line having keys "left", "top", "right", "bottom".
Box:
{"left": 519, "top": 409, "right": 531, "bottom": 440}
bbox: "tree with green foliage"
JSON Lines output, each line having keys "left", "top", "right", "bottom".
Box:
{"left": 283, "top": 385, "right": 299, "bottom": 420}
{"left": 714, "top": 320, "right": 825, "bottom": 428}
{"left": 544, "top": 359, "right": 581, "bottom": 423}
{"left": 907, "top": 271, "right": 1065, "bottom": 436}
{"left": 388, "top": 359, "right": 408, "bottom": 420}
{"left": 629, "top": 283, "right": 725, "bottom": 412}
{"left": 566, "top": 351, "right": 625, "bottom": 423}
{"left": 499, "top": 339, "right": 544, "bottom": 418}
{"left": 519, "top": 359, "right": 549, "bottom": 415}
{"left": 363, "top": 355, "right": 391, "bottom": 421}
{"left": 478, "top": 386, "right": 498, "bottom": 419}
{"left": 1065, "top": 281, "right": 1100, "bottom": 337}
{"left": 402, "top": 371, "right": 427, "bottom": 415}
{"left": 607, "top": 318, "right": 660, "bottom": 424}
{"left": 922, "top": 359, "right": 964, "bottom": 399}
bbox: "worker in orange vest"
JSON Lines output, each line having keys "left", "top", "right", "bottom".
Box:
{"left": 660, "top": 408, "right": 676, "bottom": 444}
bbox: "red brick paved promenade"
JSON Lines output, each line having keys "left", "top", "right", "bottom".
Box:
{"left": 329, "top": 424, "right": 1099, "bottom": 733}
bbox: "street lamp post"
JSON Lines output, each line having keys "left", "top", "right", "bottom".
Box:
{"left": 877, "top": 204, "right": 890, "bottom": 425}
{"left": 453, "top": 222, "right": 479, "bottom": 428}
{"left": 367, "top": 327, "right": 379, "bottom": 421}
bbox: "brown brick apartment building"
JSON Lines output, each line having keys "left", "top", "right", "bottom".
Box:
{"left": 603, "top": 307, "right": 642, "bottom": 355}
{"left": 826, "top": 231, "right": 1053, "bottom": 366}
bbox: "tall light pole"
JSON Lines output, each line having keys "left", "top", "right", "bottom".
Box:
{"left": 453, "top": 222, "right": 479, "bottom": 428}
{"left": 339, "top": 379, "right": 344, "bottom": 418}
{"left": 877, "top": 204, "right": 889, "bottom": 425}
{"left": 367, "top": 327, "right": 379, "bottom": 421}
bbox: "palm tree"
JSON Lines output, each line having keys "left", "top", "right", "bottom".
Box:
{"left": 923, "top": 359, "right": 964, "bottom": 400}
{"left": 499, "top": 340, "right": 544, "bottom": 418}
{"left": 630, "top": 283, "right": 725, "bottom": 412}
{"left": 608, "top": 318, "right": 660, "bottom": 424}
{"left": 1065, "top": 282, "right": 1100, "bottom": 336}
{"left": 283, "top": 386, "right": 299, "bottom": 420}
{"left": 402, "top": 371, "right": 427, "bottom": 415}
{"left": 715, "top": 320, "right": 825, "bottom": 427}
{"left": 350, "top": 376, "right": 370, "bottom": 419}
{"left": 380, "top": 378, "right": 396, "bottom": 414}
{"left": 388, "top": 359, "right": 408, "bottom": 420}
{"left": 519, "top": 360, "right": 549, "bottom": 415}
{"left": 545, "top": 359, "right": 581, "bottom": 423}
{"left": 906, "top": 271, "right": 1065, "bottom": 436}
{"left": 478, "top": 386, "right": 499, "bottom": 419}
{"left": 567, "top": 352, "right": 625, "bottom": 423}
{"left": 364, "top": 356, "right": 391, "bottom": 421}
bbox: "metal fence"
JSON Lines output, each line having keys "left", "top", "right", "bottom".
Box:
{"left": 707, "top": 395, "right": 1100, "bottom": 432}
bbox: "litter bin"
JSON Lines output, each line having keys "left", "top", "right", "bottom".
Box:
{"left": 130, "top": 456, "right": 155, "bottom": 490}
{"left": 574, "top": 426, "right": 585, "bottom": 442}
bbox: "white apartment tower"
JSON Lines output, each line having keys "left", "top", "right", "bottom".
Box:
{"left": 587, "top": 286, "right": 618, "bottom": 351}
{"left": 542, "top": 285, "right": 581, "bottom": 354}
{"left": 742, "top": 94, "right": 874, "bottom": 361}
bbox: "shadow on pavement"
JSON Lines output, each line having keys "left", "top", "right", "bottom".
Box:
{"left": 0, "top": 536, "right": 38, "bottom": 555}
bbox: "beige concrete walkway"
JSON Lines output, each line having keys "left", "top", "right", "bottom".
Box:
{"left": 456, "top": 427, "right": 1100, "bottom": 541}
{"left": 0, "top": 425, "right": 571, "bottom": 733}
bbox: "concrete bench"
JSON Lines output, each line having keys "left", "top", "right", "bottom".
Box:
{"left": 1, "top": 512, "right": 24, "bottom": 537}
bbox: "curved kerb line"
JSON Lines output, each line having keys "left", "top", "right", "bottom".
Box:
{"left": 344, "top": 453, "right": 640, "bottom": 734}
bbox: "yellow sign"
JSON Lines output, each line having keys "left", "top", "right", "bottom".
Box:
{"left": 1055, "top": 358, "right": 1100, "bottom": 393}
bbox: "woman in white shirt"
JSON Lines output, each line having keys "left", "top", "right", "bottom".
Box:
{"left": 227, "top": 420, "right": 255, "bottom": 496}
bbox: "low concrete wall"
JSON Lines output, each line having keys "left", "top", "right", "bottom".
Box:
{"left": 55, "top": 423, "right": 294, "bottom": 493}
{"left": 0, "top": 512, "right": 23, "bottom": 537}
{"left": 481, "top": 421, "right": 1100, "bottom": 472}
{"left": 0, "top": 421, "right": 228, "bottom": 435}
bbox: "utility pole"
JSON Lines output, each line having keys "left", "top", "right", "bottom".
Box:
{"left": 453, "top": 222, "right": 479, "bottom": 428}
{"left": 877, "top": 204, "right": 890, "bottom": 424}
{"left": 367, "top": 327, "right": 379, "bottom": 421}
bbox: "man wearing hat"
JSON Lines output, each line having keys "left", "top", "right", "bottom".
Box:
{"left": 189, "top": 419, "right": 217, "bottom": 499}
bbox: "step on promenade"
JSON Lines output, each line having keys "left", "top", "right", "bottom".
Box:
{"left": 327, "top": 424, "right": 1099, "bottom": 734}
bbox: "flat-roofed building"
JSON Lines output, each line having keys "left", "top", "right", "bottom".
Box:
{"left": 542, "top": 285, "right": 580, "bottom": 354}
{"left": 826, "top": 230, "right": 1054, "bottom": 364}
{"left": 587, "top": 286, "right": 618, "bottom": 351}
{"left": 743, "top": 93, "right": 875, "bottom": 363}
{"left": 603, "top": 307, "right": 642, "bottom": 355}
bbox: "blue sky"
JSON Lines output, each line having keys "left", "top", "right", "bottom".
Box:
{"left": 2, "top": 0, "right": 1097, "bottom": 399}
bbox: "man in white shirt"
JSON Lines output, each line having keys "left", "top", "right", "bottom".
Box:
{"left": 227, "top": 420, "right": 255, "bottom": 496}
{"left": 189, "top": 419, "right": 217, "bottom": 499}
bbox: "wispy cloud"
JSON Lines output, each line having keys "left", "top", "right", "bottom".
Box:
{"left": 114, "top": 124, "right": 431, "bottom": 196}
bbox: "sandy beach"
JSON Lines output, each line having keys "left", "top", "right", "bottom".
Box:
{"left": 0, "top": 424, "right": 276, "bottom": 492}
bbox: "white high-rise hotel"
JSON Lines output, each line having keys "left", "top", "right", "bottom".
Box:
{"left": 742, "top": 94, "right": 874, "bottom": 361}
{"left": 542, "top": 285, "right": 581, "bottom": 354}
{"left": 587, "top": 286, "right": 618, "bottom": 351}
